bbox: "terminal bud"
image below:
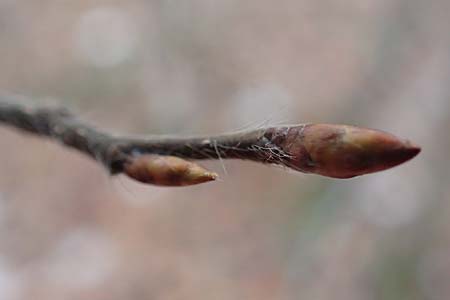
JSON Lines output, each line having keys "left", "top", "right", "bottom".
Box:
{"left": 272, "top": 124, "right": 421, "bottom": 178}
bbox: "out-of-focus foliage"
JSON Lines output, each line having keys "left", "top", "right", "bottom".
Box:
{"left": 0, "top": 0, "right": 448, "bottom": 299}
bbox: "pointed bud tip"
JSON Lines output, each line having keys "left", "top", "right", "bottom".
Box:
{"left": 385, "top": 140, "right": 421, "bottom": 167}
{"left": 202, "top": 172, "right": 219, "bottom": 183}
{"left": 206, "top": 172, "right": 219, "bottom": 180}
{"left": 184, "top": 164, "right": 218, "bottom": 185}
{"left": 403, "top": 142, "right": 421, "bottom": 160}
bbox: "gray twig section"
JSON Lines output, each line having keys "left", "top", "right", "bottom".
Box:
{"left": 0, "top": 96, "right": 290, "bottom": 175}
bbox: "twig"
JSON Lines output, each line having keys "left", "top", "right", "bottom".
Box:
{"left": 0, "top": 95, "right": 421, "bottom": 186}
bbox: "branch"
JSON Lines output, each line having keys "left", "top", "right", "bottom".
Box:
{"left": 0, "top": 95, "right": 421, "bottom": 186}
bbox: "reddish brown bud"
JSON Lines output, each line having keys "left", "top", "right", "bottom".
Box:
{"left": 124, "top": 155, "right": 218, "bottom": 186}
{"left": 275, "top": 124, "right": 421, "bottom": 178}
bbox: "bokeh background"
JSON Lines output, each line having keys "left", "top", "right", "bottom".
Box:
{"left": 0, "top": 1, "right": 449, "bottom": 299}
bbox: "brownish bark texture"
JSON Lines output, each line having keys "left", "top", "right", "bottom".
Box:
{"left": 0, "top": 96, "right": 420, "bottom": 185}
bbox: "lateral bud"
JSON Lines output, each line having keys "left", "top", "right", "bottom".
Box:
{"left": 124, "top": 155, "right": 218, "bottom": 186}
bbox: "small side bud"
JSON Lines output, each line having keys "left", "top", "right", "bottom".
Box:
{"left": 123, "top": 155, "right": 218, "bottom": 186}
{"left": 271, "top": 124, "right": 421, "bottom": 178}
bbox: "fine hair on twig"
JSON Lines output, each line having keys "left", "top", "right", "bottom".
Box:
{"left": 0, "top": 94, "right": 421, "bottom": 186}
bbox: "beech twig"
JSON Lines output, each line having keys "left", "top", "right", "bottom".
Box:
{"left": 0, "top": 96, "right": 421, "bottom": 186}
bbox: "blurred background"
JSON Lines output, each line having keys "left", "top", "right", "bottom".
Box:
{"left": 0, "top": 0, "right": 449, "bottom": 299}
